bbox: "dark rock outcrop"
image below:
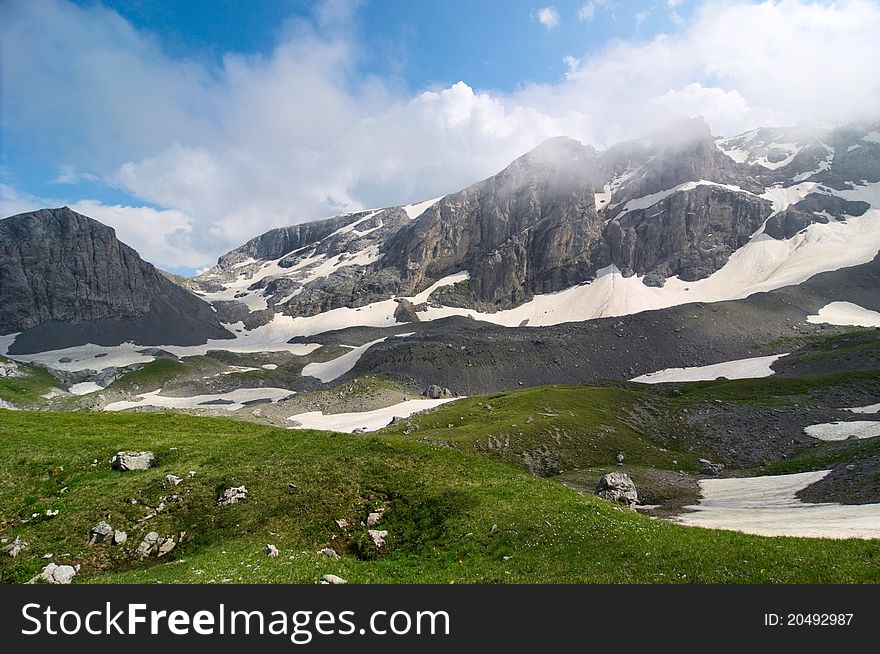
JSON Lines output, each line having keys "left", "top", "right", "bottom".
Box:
{"left": 0, "top": 207, "right": 231, "bottom": 351}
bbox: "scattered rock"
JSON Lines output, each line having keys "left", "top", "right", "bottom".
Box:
{"left": 596, "top": 472, "right": 639, "bottom": 509}
{"left": 218, "top": 485, "right": 248, "bottom": 507}
{"left": 165, "top": 474, "right": 183, "bottom": 486}
{"left": 366, "top": 509, "right": 385, "bottom": 527}
{"left": 5, "top": 536, "right": 27, "bottom": 557}
{"left": 33, "top": 563, "right": 79, "bottom": 585}
{"left": 699, "top": 459, "right": 725, "bottom": 476}
{"left": 136, "top": 532, "right": 161, "bottom": 557}
{"left": 335, "top": 518, "right": 349, "bottom": 529}
{"left": 616, "top": 452, "right": 625, "bottom": 466}
{"left": 157, "top": 537, "right": 176, "bottom": 557}
{"left": 188, "top": 470, "right": 197, "bottom": 478}
{"left": 387, "top": 415, "right": 407, "bottom": 426}
{"left": 113, "top": 530, "right": 127, "bottom": 546}
{"left": 318, "top": 547, "right": 340, "bottom": 560}
{"left": 265, "top": 544, "right": 279, "bottom": 557}
{"left": 320, "top": 574, "right": 347, "bottom": 585}
{"left": 110, "top": 451, "right": 155, "bottom": 471}
{"left": 88, "top": 521, "right": 114, "bottom": 545}
{"left": 367, "top": 529, "right": 388, "bottom": 548}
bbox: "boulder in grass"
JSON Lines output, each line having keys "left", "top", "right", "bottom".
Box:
{"left": 265, "top": 544, "right": 279, "bottom": 557}
{"left": 321, "top": 574, "right": 347, "bottom": 585}
{"left": 34, "top": 563, "right": 79, "bottom": 585}
{"left": 110, "top": 451, "right": 155, "bottom": 471}
{"left": 596, "top": 472, "right": 638, "bottom": 509}
{"left": 318, "top": 547, "right": 340, "bottom": 560}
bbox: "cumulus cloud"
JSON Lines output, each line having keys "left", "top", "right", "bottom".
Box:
{"left": 2, "top": 0, "right": 880, "bottom": 271}
{"left": 578, "top": 1, "right": 609, "bottom": 22}
{"left": 535, "top": 6, "right": 561, "bottom": 29}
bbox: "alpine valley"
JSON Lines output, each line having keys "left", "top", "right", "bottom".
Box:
{"left": 4, "top": 117, "right": 880, "bottom": 584}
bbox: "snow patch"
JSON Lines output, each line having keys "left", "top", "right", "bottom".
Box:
{"left": 288, "top": 398, "right": 458, "bottom": 433}
{"left": 630, "top": 354, "right": 787, "bottom": 384}
{"left": 104, "top": 387, "right": 295, "bottom": 412}
{"left": 807, "top": 301, "right": 880, "bottom": 327}
{"left": 674, "top": 471, "right": 880, "bottom": 539}
{"left": 301, "top": 337, "right": 389, "bottom": 383}
{"left": 804, "top": 420, "right": 880, "bottom": 441}
{"left": 68, "top": 382, "right": 103, "bottom": 396}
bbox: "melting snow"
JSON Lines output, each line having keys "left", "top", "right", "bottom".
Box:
{"left": 807, "top": 301, "right": 880, "bottom": 328}
{"left": 630, "top": 354, "right": 787, "bottom": 384}
{"left": 288, "top": 398, "right": 458, "bottom": 433}
{"left": 673, "top": 471, "right": 880, "bottom": 539}
{"left": 104, "top": 387, "right": 295, "bottom": 412}
{"left": 68, "top": 382, "right": 103, "bottom": 395}
{"left": 804, "top": 420, "right": 880, "bottom": 441}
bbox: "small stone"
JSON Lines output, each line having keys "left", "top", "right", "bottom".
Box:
{"left": 136, "top": 531, "right": 160, "bottom": 557}
{"left": 366, "top": 510, "right": 384, "bottom": 527}
{"left": 88, "top": 521, "right": 114, "bottom": 545}
{"left": 157, "top": 537, "right": 176, "bottom": 557}
{"left": 320, "top": 574, "right": 347, "bottom": 585}
{"left": 318, "top": 547, "right": 340, "bottom": 560}
{"left": 218, "top": 485, "right": 248, "bottom": 507}
{"left": 165, "top": 474, "right": 183, "bottom": 486}
{"left": 5, "top": 536, "right": 27, "bottom": 558}
{"left": 265, "top": 544, "right": 279, "bottom": 557}
{"left": 113, "top": 530, "right": 127, "bottom": 545}
{"left": 188, "top": 470, "right": 197, "bottom": 478}
{"left": 616, "top": 452, "right": 625, "bottom": 465}
{"left": 699, "top": 459, "right": 725, "bottom": 476}
{"left": 367, "top": 529, "right": 388, "bottom": 548}
{"left": 335, "top": 518, "right": 349, "bottom": 529}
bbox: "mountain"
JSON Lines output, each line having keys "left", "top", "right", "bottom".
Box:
{"left": 0, "top": 207, "right": 232, "bottom": 354}
{"left": 2, "top": 117, "right": 879, "bottom": 375}
{"left": 195, "top": 117, "right": 880, "bottom": 332}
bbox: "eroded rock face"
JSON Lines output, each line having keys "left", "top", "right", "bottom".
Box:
{"left": 0, "top": 207, "right": 231, "bottom": 350}
{"left": 596, "top": 472, "right": 639, "bottom": 509}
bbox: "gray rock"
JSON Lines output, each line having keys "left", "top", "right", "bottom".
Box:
{"left": 265, "top": 544, "right": 279, "bottom": 557}
{"left": 35, "top": 562, "right": 79, "bottom": 585}
{"left": 393, "top": 298, "right": 421, "bottom": 323}
{"left": 136, "top": 532, "right": 161, "bottom": 557}
{"left": 88, "top": 521, "right": 114, "bottom": 545}
{"left": 320, "top": 574, "right": 347, "bottom": 585}
{"left": 0, "top": 207, "right": 231, "bottom": 352}
{"left": 318, "top": 547, "right": 340, "bottom": 560}
{"left": 699, "top": 459, "right": 725, "bottom": 476}
{"left": 113, "top": 530, "right": 127, "bottom": 546}
{"left": 110, "top": 451, "right": 155, "bottom": 471}
{"left": 165, "top": 474, "right": 183, "bottom": 486}
{"left": 596, "top": 472, "right": 639, "bottom": 508}
{"left": 218, "top": 485, "right": 248, "bottom": 507}
{"left": 367, "top": 529, "right": 388, "bottom": 548}
{"left": 366, "top": 509, "right": 384, "bottom": 527}
{"left": 423, "top": 384, "right": 453, "bottom": 399}
{"left": 5, "top": 536, "right": 27, "bottom": 558}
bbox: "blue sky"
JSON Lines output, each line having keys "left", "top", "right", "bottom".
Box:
{"left": 2, "top": 0, "right": 879, "bottom": 274}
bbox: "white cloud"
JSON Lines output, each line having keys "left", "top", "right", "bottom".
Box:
{"left": 578, "top": 1, "right": 609, "bottom": 22}
{"left": 2, "top": 0, "right": 880, "bottom": 272}
{"left": 535, "top": 6, "right": 561, "bottom": 29}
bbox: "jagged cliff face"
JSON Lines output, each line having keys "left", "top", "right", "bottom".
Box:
{"left": 195, "top": 117, "right": 880, "bottom": 322}
{"left": 0, "top": 207, "right": 231, "bottom": 348}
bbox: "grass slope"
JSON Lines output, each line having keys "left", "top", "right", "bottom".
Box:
{"left": 1, "top": 410, "right": 879, "bottom": 584}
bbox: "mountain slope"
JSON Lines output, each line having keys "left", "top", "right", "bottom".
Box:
{"left": 0, "top": 207, "right": 232, "bottom": 353}
{"left": 195, "top": 118, "right": 880, "bottom": 334}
